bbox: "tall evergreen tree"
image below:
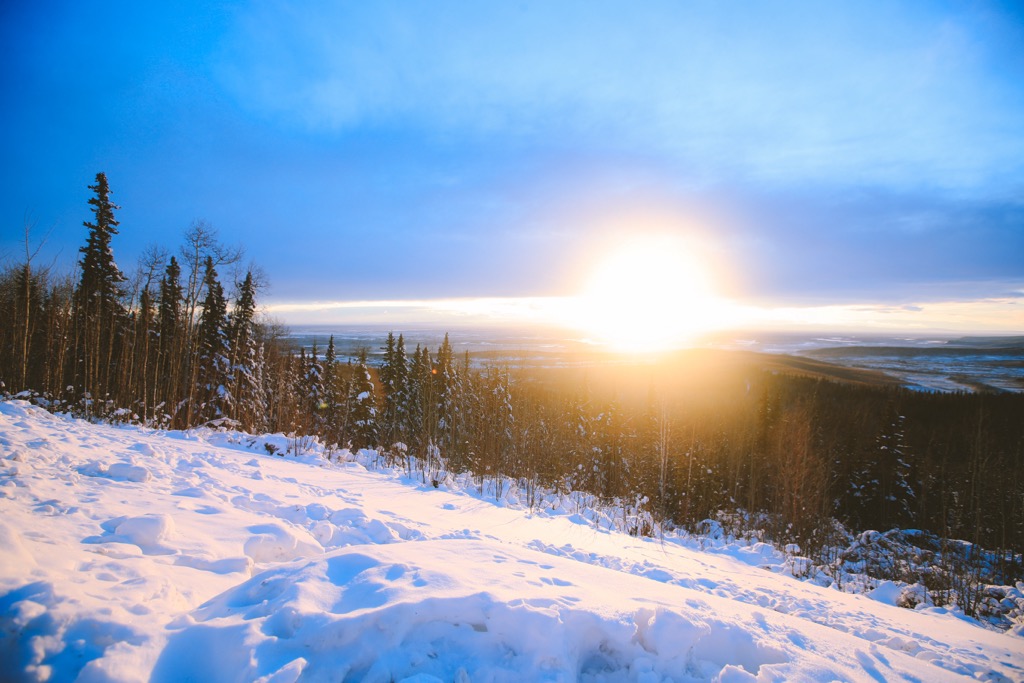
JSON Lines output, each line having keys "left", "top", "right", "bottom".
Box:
{"left": 380, "top": 332, "right": 397, "bottom": 395}
{"left": 480, "top": 365, "right": 514, "bottom": 486}
{"left": 227, "top": 271, "right": 263, "bottom": 430}
{"left": 292, "top": 348, "right": 311, "bottom": 434}
{"left": 435, "top": 333, "right": 463, "bottom": 461}
{"left": 194, "top": 256, "right": 230, "bottom": 423}
{"left": 407, "top": 344, "right": 434, "bottom": 458}
{"left": 130, "top": 284, "right": 156, "bottom": 420}
{"left": 306, "top": 339, "right": 326, "bottom": 432}
{"left": 155, "top": 257, "right": 185, "bottom": 424}
{"left": 348, "top": 348, "right": 378, "bottom": 451}
{"left": 380, "top": 331, "right": 410, "bottom": 448}
{"left": 858, "top": 404, "right": 916, "bottom": 530}
{"left": 246, "top": 341, "right": 269, "bottom": 434}
{"left": 71, "top": 172, "right": 127, "bottom": 407}
{"left": 227, "top": 272, "right": 257, "bottom": 369}
{"left": 77, "top": 173, "right": 125, "bottom": 312}
{"left": 319, "top": 336, "right": 338, "bottom": 443}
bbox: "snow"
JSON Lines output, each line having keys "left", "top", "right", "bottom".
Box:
{"left": 0, "top": 400, "right": 1021, "bottom": 682}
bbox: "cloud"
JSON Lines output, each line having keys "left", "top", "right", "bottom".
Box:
{"left": 265, "top": 292, "right": 1024, "bottom": 334}
{"left": 264, "top": 296, "right": 579, "bottom": 327}
{"left": 714, "top": 187, "right": 1024, "bottom": 303}
{"left": 214, "top": 1, "right": 1024, "bottom": 192}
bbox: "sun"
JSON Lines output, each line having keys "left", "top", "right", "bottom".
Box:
{"left": 572, "top": 235, "right": 721, "bottom": 352}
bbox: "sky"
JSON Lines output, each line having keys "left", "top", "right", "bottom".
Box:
{"left": 2, "top": 1, "right": 1023, "bottom": 336}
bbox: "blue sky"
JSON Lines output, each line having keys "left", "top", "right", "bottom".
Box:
{"left": 2, "top": 1, "right": 1023, "bottom": 331}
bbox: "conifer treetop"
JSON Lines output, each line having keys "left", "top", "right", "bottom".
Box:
{"left": 77, "top": 171, "right": 126, "bottom": 307}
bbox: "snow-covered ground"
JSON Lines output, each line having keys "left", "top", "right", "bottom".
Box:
{"left": 1, "top": 400, "right": 1021, "bottom": 682}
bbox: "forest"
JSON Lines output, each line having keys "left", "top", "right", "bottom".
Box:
{"left": 3, "top": 174, "right": 1023, "bottom": 616}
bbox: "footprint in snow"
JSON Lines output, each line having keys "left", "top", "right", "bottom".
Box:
{"left": 540, "top": 576, "right": 573, "bottom": 587}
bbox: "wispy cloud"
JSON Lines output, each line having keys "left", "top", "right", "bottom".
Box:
{"left": 216, "top": 1, "right": 1024, "bottom": 192}
{"left": 266, "top": 292, "right": 1024, "bottom": 335}
{"left": 264, "top": 297, "right": 579, "bottom": 327}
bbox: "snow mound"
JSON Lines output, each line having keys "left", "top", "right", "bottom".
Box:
{"left": 867, "top": 580, "right": 904, "bottom": 605}
{"left": 83, "top": 513, "right": 177, "bottom": 555}
{"left": 77, "top": 460, "right": 151, "bottom": 482}
{"left": 116, "top": 514, "right": 174, "bottom": 548}
{"left": 107, "top": 462, "right": 152, "bottom": 482}
{"left": 156, "top": 540, "right": 793, "bottom": 682}
{"left": 243, "top": 523, "right": 322, "bottom": 563}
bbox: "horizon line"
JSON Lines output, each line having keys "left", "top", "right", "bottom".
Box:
{"left": 262, "top": 294, "right": 1024, "bottom": 336}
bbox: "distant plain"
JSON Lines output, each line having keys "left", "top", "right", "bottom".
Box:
{"left": 286, "top": 326, "right": 1024, "bottom": 394}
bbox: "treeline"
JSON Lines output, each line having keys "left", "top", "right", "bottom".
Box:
{"left": 351, "top": 341, "right": 1023, "bottom": 565}
{"left": 1, "top": 172, "right": 315, "bottom": 432}
{"left": 3, "top": 173, "right": 1022, "bottom": 580}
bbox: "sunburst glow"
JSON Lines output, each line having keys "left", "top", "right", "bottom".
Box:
{"left": 572, "top": 235, "right": 725, "bottom": 352}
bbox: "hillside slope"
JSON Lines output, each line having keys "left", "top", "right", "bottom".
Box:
{"left": 0, "top": 401, "right": 1020, "bottom": 682}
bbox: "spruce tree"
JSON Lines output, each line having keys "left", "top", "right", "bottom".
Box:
{"left": 72, "top": 172, "right": 127, "bottom": 407}
{"left": 407, "top": 344, "right": 432, "bottom": 457}
{"left": 435, "top": 333, "right": 463, "bottom": 462}
{"left": 306, "top": 339, "right": 325, "bottom": 432}
{"left": 227, "top": 271, "right": 261, "bottom": 430}
{"left": 380, "top": 331, "right": 410, "bottom": 448}
{"left": 248, "top": 341, "right": 269, "bottom": 434}
{"left": 392, "top": 333, "right": 410, "bottom": 443}
{"left": 380, "top": 332, "right": 396, "bottom": 395}
{"left": 479, "top": 365, "right": 514, "bottom": 487}
{"left": 77, "top": 173, "right": 125, "bottom": 312}
{"left": 194, "top": 256, "right": 229, "bottom": 423}
{"left": 131, "top": 284, "right": 156, "bottom": 420}
{"left": 861, "top": 404, "right": 916, "bottom": 530}
{"left": 322, "top": 336, "right": 338, "bottom": 442}
{"left": 348, "top": 348, "right": 378, "bottom": 451}
{"left": 228, "top": 271, "right": 257, "bottom": 369}
{"left": 158, "top": 258, "right": 183, "bottom": 357}
{"left": 156, "top": 257, "right": 184, "bottom": 422}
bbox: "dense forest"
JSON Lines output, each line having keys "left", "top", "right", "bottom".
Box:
{"left": 3, "top": 174, "right": 1023, "bottom": 610}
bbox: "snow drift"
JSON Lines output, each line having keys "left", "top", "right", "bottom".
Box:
{"left": 0, "top": 400, "right": 1020, "bottom": 682}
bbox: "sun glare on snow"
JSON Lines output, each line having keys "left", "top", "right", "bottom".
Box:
{"left": 573, "top": 235, "right": 724, "bottom": 352}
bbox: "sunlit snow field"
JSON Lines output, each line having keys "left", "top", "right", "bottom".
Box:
{"left": 0, "top": 401, "right": 1021, "bottom": 682}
